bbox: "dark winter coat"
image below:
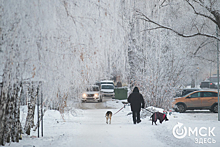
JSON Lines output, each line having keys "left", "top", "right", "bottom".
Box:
{"left": 127, "top": 87, "right": 145, "bottom": 112}
{"left": 150, "top": 112, "right": 169, "bottom": 125}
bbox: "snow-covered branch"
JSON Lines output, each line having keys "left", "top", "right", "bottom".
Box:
{"left": 136, "top": 9, "right": 220, "bottom": 41}
{"left": 185, "top": 0, "right": 218, "bottom": 26}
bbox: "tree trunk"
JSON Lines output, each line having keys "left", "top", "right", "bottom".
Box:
{"left": 13, "top": 82, "right": 22, "bottom": 142}
{"left": 0, "top": 62, "right": 11, "bottom": 146}
{"left": 24, "top": 82, "right": 37, "bottom": 135}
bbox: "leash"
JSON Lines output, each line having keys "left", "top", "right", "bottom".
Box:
{"left": 141, "top": 108, "right": 154, "bottom": 113}
{"left": 113, "top": 105, "right": 125, "bottom": 115}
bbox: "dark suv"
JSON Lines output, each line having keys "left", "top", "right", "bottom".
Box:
{"left": 200, "top": 81, "right": 217, "bottom": 89}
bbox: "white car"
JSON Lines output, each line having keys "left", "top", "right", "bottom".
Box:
{"left": 82, "top": 85, "right": 102, "bottom": 102}
{"left": 100, "top": 84, "right": 115, "bottom": 98}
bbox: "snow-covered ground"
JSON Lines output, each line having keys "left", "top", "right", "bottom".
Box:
{"left": 5, "top": 99, "right": 220, "bottom": 147}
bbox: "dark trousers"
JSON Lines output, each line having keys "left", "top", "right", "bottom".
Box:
{"left": 132, "top": 111, "right": 140, "bottom": 124}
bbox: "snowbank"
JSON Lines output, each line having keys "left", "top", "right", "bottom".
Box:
{"left": 7, "top": 100, "right": 220, "bottom": 147}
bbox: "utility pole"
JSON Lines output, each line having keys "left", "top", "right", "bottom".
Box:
{"left": 41, "top": 82, "right": 43, "bottom": 137}
{"left": 217, "top": 25, "right": 220, "bottom": 121}
{"left": 37, "top": 85, "right": 40, "bottom": 138}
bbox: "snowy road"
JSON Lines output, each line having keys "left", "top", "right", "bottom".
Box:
{"left": 7, "top": 100, "right": 220, "bottom": 147}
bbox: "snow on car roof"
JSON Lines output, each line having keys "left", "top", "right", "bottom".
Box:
{"left": 100, "top": 80, "right": 114, "bottom": 82}
{"left": 101, "top": 83, "right": 114, "bottom": 86}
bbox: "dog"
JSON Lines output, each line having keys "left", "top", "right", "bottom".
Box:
{"left": 105, "top": 111, "right": 112, "bottom": 124}
{"left": 150, "top": 112, "right": 169, "bottom": 125}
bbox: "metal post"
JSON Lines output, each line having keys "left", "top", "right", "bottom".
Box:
{"left": 41, "top": 83, "right": 43, "bottom": 137}
{"left": 37, "top": 85, "right": 40, "bottom": 138}
{"left": 217, "top": 25, "right": 220, "bottom": 121}
{"left": 210, "top": 62, "right": 212, "bottom": 88}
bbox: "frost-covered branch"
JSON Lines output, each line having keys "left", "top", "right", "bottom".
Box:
{"left": 136, "top": 9, "right": 220, "bottom": 41}
{"left": 190, "top": 0, "right": 220, "bottom": 28}
{"left": 193, "top": 38, "right": 214, "bottom": 55}
{"left": 185, "top": 0, "right": 218, "bottom": 26}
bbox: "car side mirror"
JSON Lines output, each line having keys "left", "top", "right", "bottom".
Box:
{"left": 186, "top": 96, "right": 190, "bottom": 98}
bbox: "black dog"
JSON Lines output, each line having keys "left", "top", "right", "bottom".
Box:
{"left": 150, "top": 112, "right": 169, "bottom": 125}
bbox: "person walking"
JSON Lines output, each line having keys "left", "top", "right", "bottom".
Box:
{"left": 127, "top": 87, "right": 145, "bottom": 124}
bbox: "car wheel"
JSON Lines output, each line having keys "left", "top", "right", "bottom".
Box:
{"left": 212, "top": 104, "right": 218, "bottom": 113}
{"left": 174, "top": 108, "right": 179, "bottom": 112}
{"left": 177, "top": 104, "right": 186, "bottom": 113}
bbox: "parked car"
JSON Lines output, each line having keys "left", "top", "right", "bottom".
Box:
{"left": 82, "top": 85, "right": 102, "bottom": 102}
{"left": 172, "top": 90, "right": 219, "bottom": 113}
{"left": 100, "top": 84, "right": 115, "bottom": 98}
{"left": 200, "top": 81, "right": 217, "bottom": 89}
{"left": 175, "top": 88, "right": 201, "bottom": 97}
{"left": 95, "top": 80, "right": 114, "bottom": 89}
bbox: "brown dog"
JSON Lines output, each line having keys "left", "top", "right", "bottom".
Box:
{"left": 105, "top": 111, "right": 112, "bottom": 124}
{"left": 150, "top": 112, "right": 169, "bottom": 125}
